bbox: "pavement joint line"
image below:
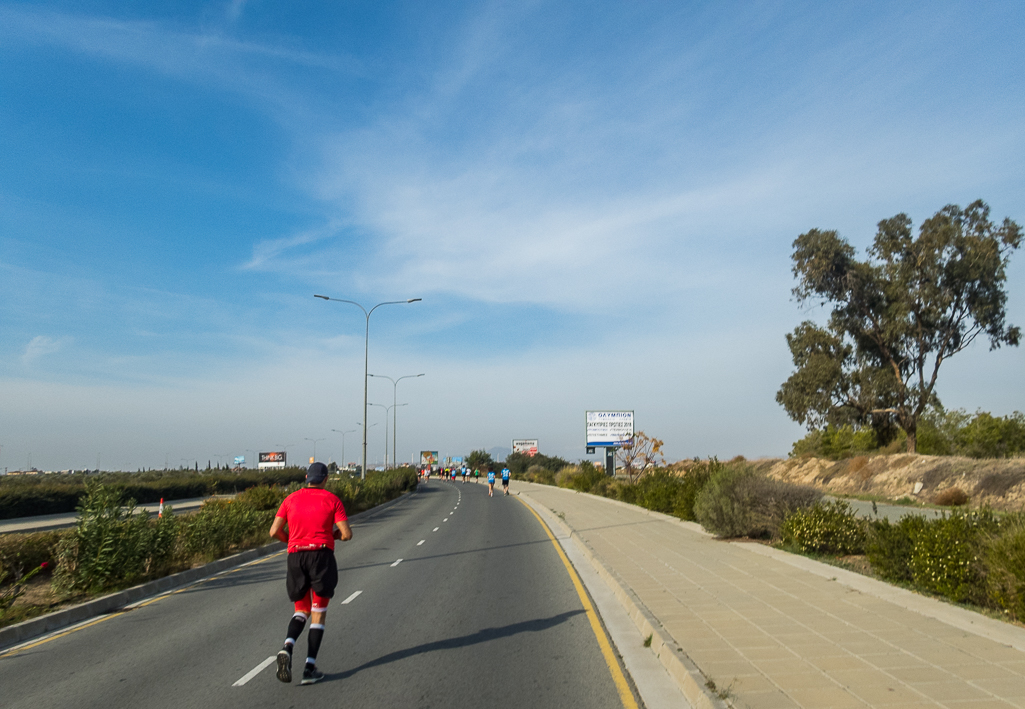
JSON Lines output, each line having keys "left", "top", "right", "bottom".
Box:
{"left": 0, "top": 490, "right": 414, "bottom": 654}
{"left": 391, "top": 558, "right": 403, "bottom": 567}
{"left": 341, "top": 591, "right": 362, "bottom": 604}
{"left": 233, "top": 655, "right": 276, "bottom": 687}
{"left": 514, "top": 495, "right": 640, "bottom": 709}
{"left": 516, "top": 486, "right": 728, "bottom": 709}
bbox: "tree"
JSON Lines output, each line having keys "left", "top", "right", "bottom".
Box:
{"left": 466, "top": 450, "right": 494, "bottom": 471}
{"left": 616, "top": 431, "right": 665, "bottom": 483}
{"left": 777, "top": 200, "right": 1021, "bottom": 452}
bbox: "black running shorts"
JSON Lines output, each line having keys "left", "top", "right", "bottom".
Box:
{"left": 286, "top": 549, "right": 338, "bottom": 602}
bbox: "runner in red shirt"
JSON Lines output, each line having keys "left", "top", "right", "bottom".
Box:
{"left": 269, "top": 462, "right": 352, "bottom": 685}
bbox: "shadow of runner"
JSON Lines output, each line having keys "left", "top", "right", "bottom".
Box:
{"left": 328, "top": 610, "right": 585, "bottom": 681}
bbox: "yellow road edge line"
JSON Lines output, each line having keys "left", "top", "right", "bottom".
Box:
{"left": 516, "top": 496, "right": 639, "bottom": 709}
{"left": 1, "top": 548, "right": 288, "bottom": 657}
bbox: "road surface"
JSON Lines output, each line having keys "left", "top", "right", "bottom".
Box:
{"left": 1, "top": 480, "right": 634, "bottom": 708}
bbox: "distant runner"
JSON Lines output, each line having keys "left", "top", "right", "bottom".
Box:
{"left": 487, "top": 469, "right": 496, "bottom": 497}
{"left": 269, "top": 462, "right": 352, "bottom": 685}
{"left": 501, "top": 467, "right": 511, "bottom": 496}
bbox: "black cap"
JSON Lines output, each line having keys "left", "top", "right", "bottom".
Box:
{"left": 306, "top": 462, "right": 329, "bottom": 484}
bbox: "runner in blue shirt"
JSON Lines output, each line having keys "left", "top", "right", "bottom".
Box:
{"left": 501, "top": 468, "right": 511, "bottom": 496}
{"left": 487, "top": 469, "right": 496, "bottom": 497}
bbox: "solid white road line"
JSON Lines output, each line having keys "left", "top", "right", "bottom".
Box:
{"left": 391, "top": 559, "right": 403, "bottom": 567}
{"left": 417, "top": 540, "right": 425, "bottom": 546}
{"left": 232, "top": 656, "right": 276, "bottom": 687}
{"left": 341, "top": 591, "right": 362, "bottom": 604}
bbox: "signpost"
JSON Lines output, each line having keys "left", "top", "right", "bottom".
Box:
{"left": 586, "top": 411, "right": 634, "bottom": 477}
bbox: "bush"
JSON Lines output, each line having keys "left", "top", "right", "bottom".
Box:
{"left": 779, "top": 500, "right": 866, "bottom": 555}
{"left": 791, "top": 425, "right": 878, "bottom": 460}
{"left": 53, "top": 482, "right": 155, "bottom": 594}
{"left": 693, "top": 465, "right": 819, "bottom": 538}
{"left": 934, "top": 487, "right": 969, "bottom": 507}
{"left": 866, "top": 515, "right": 927, "bottom": 583}
{"left": 985, "top": 513, "right": 1025, "bottom": 620}
{"left": 0, "top": 530, "right": 63, "bottom": 584}
{"left": 908, "top": 509, "right": 998, "bottom": 603}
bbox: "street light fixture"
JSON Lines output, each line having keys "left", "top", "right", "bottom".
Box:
{"left": 304, "top": 437, "right": 325, "bottom": 463}
{"left": 330, "top": 429, "right": 357, "bottom": 471}
{"left": 369, "top": 402, "right": 408, "bottom": 468}
{"left": 314, "top": 295, "right": 422, "bottom": 479}
{"left": 369, "top": 373, "right": 424, "bottom": 470}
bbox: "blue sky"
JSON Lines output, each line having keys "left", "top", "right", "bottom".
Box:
{"left": 1, "top": 1, "right": 1023, "bottom": 472}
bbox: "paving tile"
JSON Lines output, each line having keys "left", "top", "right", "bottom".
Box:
{"left": 785, "top": 685, "right": 869, "bottom": 707}
{"left": 848, "top": 682, "right": 931, "bottom": 706}
{"left": 912, "top": 681, "right": 992, "bottom": 701}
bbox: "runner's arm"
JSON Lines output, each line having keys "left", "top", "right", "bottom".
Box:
{"left": 334, "top": 519, "right": 353, "bottom": 541}
{"left": 269, "top": 516, "right": 289, "bottom": 543}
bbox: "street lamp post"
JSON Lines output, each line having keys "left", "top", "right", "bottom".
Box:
{"left": 275, "top": 443, "right": 295, "bottom": 469}
{"left": 304, "top": 437, "right": 325, "bottom": 463}
{"left": 314, "top": 295, "right": 421, "bottom": 479}
{"left": 355, "top": 421, "right": 377, "bottom": 472}
{"left": 368, "top": 403, "right": 390, "bottom": 468}
{"left": 369, "top": 373, "right": 424, "bottom": 471}
{"left": 330, "top": 429, "right": 357, "bottom": 471}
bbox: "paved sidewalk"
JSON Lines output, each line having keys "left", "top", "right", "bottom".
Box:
{"left": 516, "top": 482, "right": 1025, "bottom": 709}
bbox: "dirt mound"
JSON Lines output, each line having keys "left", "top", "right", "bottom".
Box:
{"left": 761, "top": 455, "right": 1025, "bottom": 511}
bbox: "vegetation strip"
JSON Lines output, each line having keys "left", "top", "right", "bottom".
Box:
{"left": 0, "top": 468, "right": 418, "bottom": 632}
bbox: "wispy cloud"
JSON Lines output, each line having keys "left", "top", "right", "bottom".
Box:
{"left": 22, "top": 335, "right": 70, "bottom": 365}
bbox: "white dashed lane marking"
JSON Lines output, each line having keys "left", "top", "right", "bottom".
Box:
{"left": 433, "top": 527, "right": 439, "bottom": 532}
{"left": 232, "top": 656, "right": 275, "bottom": 687}
{"left": 391, "top": 559, "right": 403, "bottom": 567}
{"left": 443, "top": 518, "right": 448, "bottom": 522}
{"left": 341, "top": 591, "right": 362, "bottom": 604}
{"left": 417, "top": 540, "right": 425, "bottom": 546}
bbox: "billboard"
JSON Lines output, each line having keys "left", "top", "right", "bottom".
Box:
{"left": 586, "top": 411, "right": 634, "bottom": 447}
{"left": 258, "top": 451, "right": 287, "bottom": 469}
{"left": 234, "top": 456, "right": 245, "bottom": 467}
{"left": 512, "top": 439, "right": 539, "bottom": 456}
{"left": 420, "top": 451, "right": 439, "bottom": 467}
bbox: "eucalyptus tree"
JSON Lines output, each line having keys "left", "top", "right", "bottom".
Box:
{"left": 777, "top": 200, "right": 1021, "bottom": 452}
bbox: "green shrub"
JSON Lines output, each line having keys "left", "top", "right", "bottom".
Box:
{"left": 236, "top": 484, "right": 288, "bottom": 511}
{"left": 984, "top": 513, "right": 1025, "bottom": 619}
{"left": 0, "top": 530, "right": 64, "bottom": 583}
{"left": 791, "top": 425, "right": 878, "bottom": 459}
{"left": 53, "top": 482, "right": 154, "bottom": 594}
{"left": 694, "top": 465, "right": 820, "bottom": 538}
{"left": 779, "top": 500, "right": 866, "bottom": 555}
{"left": 908, "top": 509, "right": 998, "bottom": 603}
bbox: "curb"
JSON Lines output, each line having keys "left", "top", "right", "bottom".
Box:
{"left": 0, "top": 489, "right": 414, "bottom": 653}
{"left": 516, "top": 484, "right": 729, "bottom": 709}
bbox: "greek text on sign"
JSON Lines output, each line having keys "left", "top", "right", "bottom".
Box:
{"left": 512, "top": 439, "right": 539, "bottom": 456}
{"left": 585, "top": 411, "right": 634, "bottom": 447}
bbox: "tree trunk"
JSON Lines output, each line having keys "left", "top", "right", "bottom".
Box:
{"left": 905, "top": 427, "right": 917, "bottom": 453}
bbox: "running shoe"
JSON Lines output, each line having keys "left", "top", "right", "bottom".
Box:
{"left": 301, "top": 665, "right": 325, "bottom": 685}
{"left": 276, "top": 649, "right": 292, "bottom": 683}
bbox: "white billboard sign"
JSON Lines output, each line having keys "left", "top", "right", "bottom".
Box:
{"left": 512, "top": 439, "right": 539, "bottom": 456}
{"left": 586, "top": 411, "right": 634, "bottom": 447}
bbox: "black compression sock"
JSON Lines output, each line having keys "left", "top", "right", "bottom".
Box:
{"left": 284, "top": 613, "right": 307, "bottom": 650}
{"left": 306, "top": 624, "right": 324, "bottom": 665}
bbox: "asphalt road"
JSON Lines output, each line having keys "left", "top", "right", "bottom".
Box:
{"left": 1, "top": 480, "right": 632, "bottom": 708}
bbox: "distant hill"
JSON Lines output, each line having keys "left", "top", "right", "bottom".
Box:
{"left": 488, "top": 447, "right": 511, "bottom": 463}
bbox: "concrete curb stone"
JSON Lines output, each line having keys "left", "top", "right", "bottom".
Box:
{"left": 0, "top": 489, "right": 413, "bottom": 652}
